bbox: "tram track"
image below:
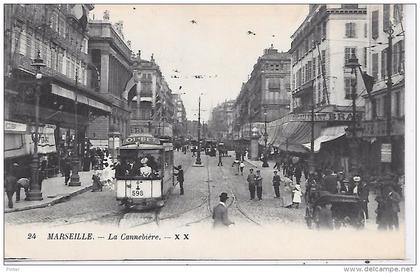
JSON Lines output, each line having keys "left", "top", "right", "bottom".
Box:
{"left": 218, "top": 159, "right": 262, "bottom": 226}
{"left": 127, "top": 153, "right": 213, "bottom": 228}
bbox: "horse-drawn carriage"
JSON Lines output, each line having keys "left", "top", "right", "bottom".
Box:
{"left": 305, "top": 191, "right": 366, "bottom": 229}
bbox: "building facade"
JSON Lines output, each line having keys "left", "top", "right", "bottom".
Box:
{"left": 233, "top": 45, "right": 291, "bottom": 138}
{"left": 4, "top": 4, "right": 113, "bottom": 172}
{"left": 286, "top": 4, "right": 369, "bottom": 173}
{"left": 290, "top": 4, "right": 368, "bottom": 112}
{"left": 360, "top": 4, "right": 405, "bottom": 175}
{"left": 87, "top": 12, "right": 133, "bottom": 149}
{"left": 172, "top": 93, "right": 187, "bottom": 140}
{"left": 209, "top": 100, "right": 235, "bottom": 140}
{"left": 124, "top": 51, "right": 174, "bottom": 138}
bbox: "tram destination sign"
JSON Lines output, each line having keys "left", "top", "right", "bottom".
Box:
{"left": 123, "top": 135, "right": 161, "bottom": 145}
{"left": 289, "top": 112, "right": 363, "bottom": 122}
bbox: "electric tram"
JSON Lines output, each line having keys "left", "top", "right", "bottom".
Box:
{"left": 115, "top": 133, "right": 175, "bottom": 209}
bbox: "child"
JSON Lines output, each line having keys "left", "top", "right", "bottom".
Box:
{"left": 239, "top": 161, "right": 245, "bottom": 175}
{"left": 292, "top": 184, "right": 302, "bottom": 208}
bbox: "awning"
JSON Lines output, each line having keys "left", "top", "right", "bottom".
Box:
{"left": 303, "top": 126, "right": 347, "bottom": 153}
{"left": 51, "top": 84, "right": 111, "bottom": 113}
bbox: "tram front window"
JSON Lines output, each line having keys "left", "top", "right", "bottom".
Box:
{"left": 116, "top": 149, "right": 163, "bottom": 180}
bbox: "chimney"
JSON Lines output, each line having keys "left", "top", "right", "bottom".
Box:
{"left": 137, "top": 50, "right": 141, "bottom": 61}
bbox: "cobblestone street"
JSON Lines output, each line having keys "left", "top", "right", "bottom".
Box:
{"left": 6, "top": 151, "right": 386, "bottom": 230}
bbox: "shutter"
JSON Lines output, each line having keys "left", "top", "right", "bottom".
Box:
{"left": 372, "top": 53, "right": 378, "bottom": 80}
{"left": 383, "top": 4, "right": 391, "bottom": 32}
{"left": 381, "top": 49, "right": 386, "bottom": 79}
{"left": 372, "top": 10, "right": 379, "bottom": 39}
{"left": 345, "top": 23, "right": 350, "bottom": 37}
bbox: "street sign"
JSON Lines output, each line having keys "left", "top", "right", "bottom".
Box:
{"left": 289, "top": 112, "right": 362, "bottom": 122}
{"left": 381, "top": 143, "right": 392, "bottom": 163}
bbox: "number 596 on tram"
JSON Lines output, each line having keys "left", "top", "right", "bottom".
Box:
{"left": 115, "top": 134, "right": 175, "bottom": 209}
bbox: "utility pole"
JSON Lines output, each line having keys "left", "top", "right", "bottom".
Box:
{"left": 385, "top": 27, "right": 394, "bottom": 171}
{"left": 194, "top": 96, "right": 203, "bottom": 166}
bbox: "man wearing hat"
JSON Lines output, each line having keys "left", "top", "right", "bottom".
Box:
{"left": 212, "top": 192, "right": 234, "bottom": 228}
{"left": 173, "top": 165, "right": 184, "bottom": 195}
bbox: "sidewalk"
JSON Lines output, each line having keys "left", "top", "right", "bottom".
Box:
{"left": 4, "top": 170, "right": 94, "bottom": 213}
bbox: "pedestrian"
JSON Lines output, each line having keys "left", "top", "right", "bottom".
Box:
{"left": 247, "top": 168, "right": 256, "bottom": 200}
{"left": 294, "top": 164, "right": 302, "bottom": 185}
{"left": 384, "top": 185, "right": 401, "bottom": 230}
{"left": 232, "top": 159, "right": 240, "bottom": 175}
{"left": 317, "top": 203, "right": 334, "bottom": 229}
{"left": 217, "top": 151, "right": 223, "bottom": 166}
{"left": 292, "top": 184, "right": 302, "bottom": 208}
{"left": 91, "top": 166, "right": 103, "bottom": 192}
{"left": 16, "top": 177, "right": 30, "bottom": 201}
{"left": 323, "top": 169, "right": 338, "bottom": 194}
{"left": 352, "top": 175, "right": 361, "bottom": 195}
{"left": 5, "top": 166, "right": 18, "bottom": 208}
{"left": 358, "top": 179, "right": 370, "bottom": 219}
{"left": 339, "top": 179, "right": 352, "bottom": 195}
{"left": 239, "top": 161, "right": 245, "bottom": 175}
{"left": 272, "top": 170, "right": 281, "bottom": 199}
{"left": 255, "top": 170, "right": 263, "bottom": 201}
{"left": 212, "top": 192, "right": 234, "bottom": 228}
{"left": 173, "top": 165, "right": 184, "bottom": 195}
{"left": 62, "top": 156, "right": 71, "bottom": 185}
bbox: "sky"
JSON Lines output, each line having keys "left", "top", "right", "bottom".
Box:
{"left": 91, "top": 4, "right": 308, "bottom": 121}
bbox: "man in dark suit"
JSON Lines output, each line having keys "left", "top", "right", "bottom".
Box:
{"left": 212, "top": 192, "right": 234, "bottom": 228}
{"left": 323, "top": 169, "right": 338, "bottom": 194}
{"left": 173, "top": 165, "right": 184, "bottom": 195}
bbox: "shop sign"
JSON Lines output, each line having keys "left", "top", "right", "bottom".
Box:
{"left": 5, "top": 121, "right": 27, "bottom": 132}
{"left": 290, "top": 112, "right": 362, "bottom": 122}
{"left": 381, "top": 143, "right": 392, "bottom": 163}
{"left": 124, "top": 135, "right": 160, "bottom": 146}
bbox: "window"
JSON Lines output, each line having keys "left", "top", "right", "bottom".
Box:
{"left": 383, "top": 4, "right": 391, "bottom": 32}
{"left": 364, "top": 23, "right": 367, "bottom": 38}
{"left": 344, "top": 47, "right": 357, "bottom": 63}
{"left": 395, "top": 91, "right": 401, "bottom": 117}
{"left": 312, "top": 58, "right": 316, "bottom": 77}
{"left": 344, "top": 77, "right": 357, "bottom": 100}
{"left": 317, "top": 81, "right": 322, "bottom": 104}
{"left": 372, "top": 10, "right": 379, "bottom": 40}
{"left": 25, "top": 30, "right": 32, "bottom": 57}
{"left": 345, "top": 22, "right": 356, "bottom": 38}
{"left": 268, "top": 78, "right": 281, "bottom": 91}
{"left": 363, "top": 47, "right": 367, "bottom": 67}
{"left": 372, "top": 53, "right": 379, "bottom": 80}
{"left": 307, "top": 62, "right": 311, "bottom": 81}
{"left": 322, "top": 21, "right": 327, "bottom": 39}
{"left": 398, "top": 40, "right": 405, "bottom": 73}
{"left": 381, "top": 48, "right": 387, "bottom": 79}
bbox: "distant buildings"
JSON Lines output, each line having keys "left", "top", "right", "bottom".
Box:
{"left": 209, "top": 100, "right": 235, "bottom": 140}
{"left": 233, "top": 45, "right": 291, "bottom": 138}
{"left": 126, "top": 51, "right": 175, "bottom": 137}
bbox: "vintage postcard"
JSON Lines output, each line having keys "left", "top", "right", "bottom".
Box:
{"left": 2, "top": 2, "right": 417, "bottom": 267}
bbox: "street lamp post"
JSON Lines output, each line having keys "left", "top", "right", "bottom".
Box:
{"left": 194, "top": 96, "right": 202, "bottom": 166}
{"left": 26, "top": 50, "right": 46, "bottom": 201}
{"left": 69, "top": 69, "right": 81, "bottom": 186}
{"left": 262, "top": 107, "right": 269, "bottom": 167}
